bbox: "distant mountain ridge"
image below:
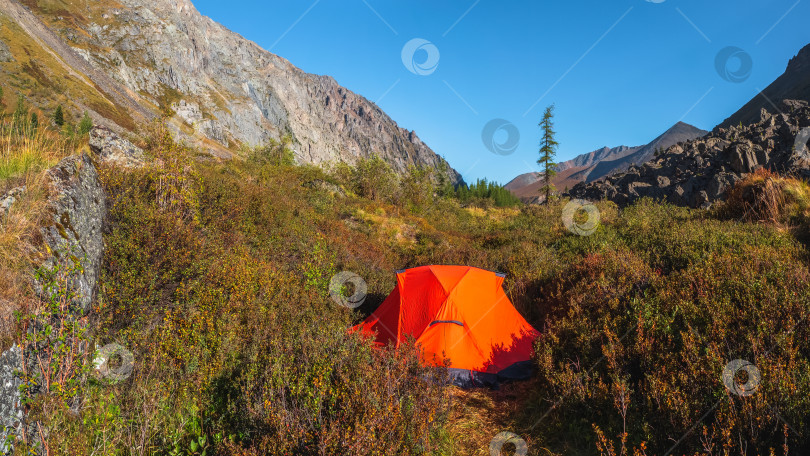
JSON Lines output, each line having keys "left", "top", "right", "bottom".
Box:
{"left": 719, "top": 43, "right": 810, "bottom": 129}
{"left": 586, "top": 122, "right": 708, "bottom": 181}
{"left": 556, "top": 145, "right": 640, "bottom": 172}
{"left": 506, "top": 121, "right": 707, "bottom": 203}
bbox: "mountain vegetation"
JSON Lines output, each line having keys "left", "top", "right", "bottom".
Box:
{"left": 2, "top": 100, "right": 810, "bottom": 453}
{"left": 0, "top": 1, "right": 809, "bottom": 455}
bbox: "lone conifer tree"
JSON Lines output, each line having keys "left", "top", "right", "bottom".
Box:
{"left": 12, "top": 93, "right": 26, "bottom": 125}
{"left": 538, "top": 104, "right": 558, "bottom": 203}
{"left": 53, "top": 104, "right": 65, "bottom": 127}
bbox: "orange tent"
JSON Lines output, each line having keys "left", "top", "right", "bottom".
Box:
{"left": 352, "top": 265, "right": 539, "bottom": 388}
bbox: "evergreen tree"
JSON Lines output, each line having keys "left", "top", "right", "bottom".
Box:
{"left": 78, "top": 111, "right": 93, "bottom": 135}
{"left": 53, "top": 104, "right": 65, "bottom": 127}
{"left": 12, "top": 93, "right": 27, "bottom": 125}
{"left": 538, "top": 104, "right": 558, "bottom": 203}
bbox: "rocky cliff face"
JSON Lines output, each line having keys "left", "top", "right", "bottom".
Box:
{"left": 4, "top": 0, "right": 461, "bottom": 183}
{"left": 568, "top": 100, "right": 810, "bottom": 208}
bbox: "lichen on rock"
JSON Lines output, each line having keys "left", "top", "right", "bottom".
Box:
{"left": 37, "top": 154, "right": 107, "bottom": 314}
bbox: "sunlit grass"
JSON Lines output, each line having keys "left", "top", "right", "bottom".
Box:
{"left": 0, "top": 119, "right": 78, "bottom": 347}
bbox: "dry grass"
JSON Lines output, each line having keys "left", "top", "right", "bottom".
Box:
{"left": 445, "top": 381, "right": 538, "bottom": 456}
{"left": 0, "top": 121, "right": 77, "bottom": 348}
{"left": 721, "top": 167, "right": 810, "bottom": 224}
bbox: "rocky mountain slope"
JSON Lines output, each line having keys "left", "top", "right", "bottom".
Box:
{"left": 719, "top": 43, "right": 810, "bottom": 129}
{"left": 0, "top": 0, "right": 461, "bottom": 182}
{"left": 568, "top": 100, "right": 810, "bottom": 208}
{"left": 506, "top": 122, "right": 706, "bottom": 203}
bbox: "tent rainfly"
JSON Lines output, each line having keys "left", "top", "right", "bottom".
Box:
{"left": 352, "top": 265, "right": 539, "bottom": 388}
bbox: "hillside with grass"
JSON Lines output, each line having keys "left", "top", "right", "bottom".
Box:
{"left": 1, "top": 97, "right": 810, "bottom": 453}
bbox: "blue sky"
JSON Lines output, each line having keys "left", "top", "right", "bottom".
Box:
{"left": 192, "top": 0, "right": 810, "bottom": 184}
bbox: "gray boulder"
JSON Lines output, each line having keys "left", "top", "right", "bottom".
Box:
{"left": 89, "top": 126, "right": 145, "bottom": 167}
{"left": 728, "top": 142, "right": 759, "bottom": 173}
{"left": 38, "top": 154, "right": 106, "bottom": 314}
{"left": 0, "top": 345, "right": 22, "bottom": 454}
{"left": 0, "top": 187, "right": 25, "bottom": 217}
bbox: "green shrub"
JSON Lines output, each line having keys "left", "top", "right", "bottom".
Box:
{"left": 77, "top": 112, "right": 93, "bottom": 136}
{"left": 247, "top": 134, "right": 295, "bottom": 167}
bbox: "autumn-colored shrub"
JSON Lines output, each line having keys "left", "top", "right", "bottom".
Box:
{"left": 19, "top": 125, "right": 810, "bottom": 455}
{"left": 68, "top": 137, "right": 451, "bottom": 455}
{"left": 530, "top": 201, "right": 810, "bottom": 455}
{"left": 721, "top": 168, "right": 810, "bottom": 224}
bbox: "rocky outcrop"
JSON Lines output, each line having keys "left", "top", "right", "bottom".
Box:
{"left": 38, "top": 154, "right": 106, "bottom": 314}
{"left": 568, "top": 100, "right": 810, "bottom": 208}
{"left": 585, "top": 122, "right": 708, "bottom": 181}
{"left": 0, "top": 345, "right": 21, "bottom": 454}
{"left": 0, "top": 0, "right": 155, "bottom": 126}
{"left": 89, "top": 126, "right": 145, "bottom": 168}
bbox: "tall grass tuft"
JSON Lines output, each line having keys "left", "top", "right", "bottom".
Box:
{"left": 720, "top": 167, "right": 810, "bottom": 225}
{"left": 0, "top": 117, "right": 78, "bottom": 347}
